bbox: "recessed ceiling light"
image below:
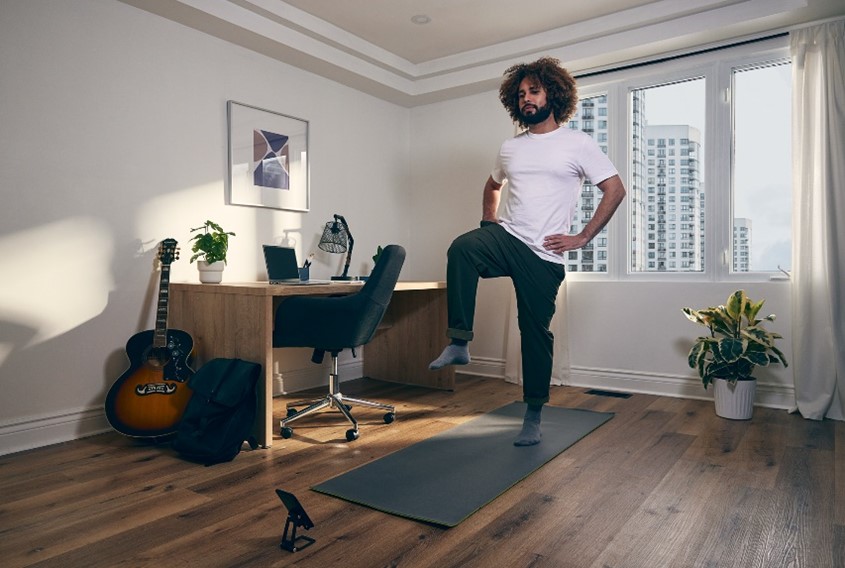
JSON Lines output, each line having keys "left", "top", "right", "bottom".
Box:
{"left": 410, "top": 14, "right": 431, "bottom": 25}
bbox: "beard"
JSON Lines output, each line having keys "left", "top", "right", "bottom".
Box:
{"left": 519, "top": 102, "right": 553, "bottom": 125}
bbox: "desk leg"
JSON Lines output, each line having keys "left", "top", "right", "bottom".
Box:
{"left": 170, "top": 289, "right": 275, "bottom": 447}
{"left": 364, "top": 288, "right": 455, "bottom": 390}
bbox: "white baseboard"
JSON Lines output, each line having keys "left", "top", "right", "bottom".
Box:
{"left": 566, "top": 366, "right": 795, "bottom": 410}
{"left": 463, "top": 356, "right": 506, "bottom": 379}
{"left": 465, "top": 357, "right": 795, "bottom": 410}
{"left": 272, "top": 359, "right": 364, "bottom": 395}
{"left": 1, "top": 357, "right": 792, "bottom": 457}
{"left": 0, "top": 407, "right": 111, "bottom": 457}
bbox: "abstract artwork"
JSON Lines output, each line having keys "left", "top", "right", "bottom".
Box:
{"left": 227, "top": 101, "right": 309, "bottom": 211}
{"left": 253, "top": 130, "right": 289, "bottom": 190}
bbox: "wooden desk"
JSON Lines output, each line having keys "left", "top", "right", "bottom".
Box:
{"left": 168, "top": 281, "right": 453, "bottom": 447}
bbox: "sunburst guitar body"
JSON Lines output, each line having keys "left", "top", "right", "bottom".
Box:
{"left": 105, "top": 239, "right": 195, "bottom": 438}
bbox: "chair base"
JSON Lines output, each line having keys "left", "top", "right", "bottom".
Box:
{"left": 279, "top": 355, "right": 395, "bottom": 442}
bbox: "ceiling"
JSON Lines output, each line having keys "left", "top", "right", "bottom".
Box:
{"left": 281, "top": 0, "right": 662, "bottom": 64}
{"left": 120, "top": 0, "right": 844, "bottom": 106}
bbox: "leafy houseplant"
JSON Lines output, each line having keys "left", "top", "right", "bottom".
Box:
{"left": 372, "top": 245, "right": 384, "bottom": 266}
{"left": 683, "top": 289, "right": 788, "bottom": 388}
{"left": 189, "top": 220, "right": 235, "bottom": 265}
{"left": 189, "top": 220, "right": 235, "bottom": 284}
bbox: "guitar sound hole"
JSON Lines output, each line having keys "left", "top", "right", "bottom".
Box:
{"left": 145, "top": 347, "right": 172, "bottom": 369}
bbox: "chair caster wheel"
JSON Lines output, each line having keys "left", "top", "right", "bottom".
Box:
{"left": 286, "top": 407, "right": 298, "bottom": 418}
{"left": 383, "top": 412, "right": 395, "bottom": 424}
{"left": 281, "top": 426, "right": 293, "bottom": 439}
{"left": 345, "top": 429, "right": 359, "bottom": 442}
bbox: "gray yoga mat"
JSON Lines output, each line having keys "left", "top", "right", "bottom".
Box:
{"left": 312, "top": 402, "right": 614, "bottom": 527}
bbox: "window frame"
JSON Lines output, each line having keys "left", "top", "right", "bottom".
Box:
{"left": 568, "top": 35, "right": 791, "bottom": 283}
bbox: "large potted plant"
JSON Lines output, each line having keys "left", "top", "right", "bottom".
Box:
{"left": 682, "top": 290, "right": 788, "bottom": 420}
{"left": 189, "top": 220, "right": 235, "bottom": 283}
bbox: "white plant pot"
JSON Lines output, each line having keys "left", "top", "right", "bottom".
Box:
{"left": 712, "top": 378, "right": 756, "bottom": 420}
{"left": 197, "top": 260, "right": 225, "bottom": 284}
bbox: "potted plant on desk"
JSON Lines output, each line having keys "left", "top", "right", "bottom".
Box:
{"left": 359, "top": 245, "right": 385, "bottom": 282}
{"left": 682, "top": 290, "right": 788, "bottom": 420}
{"left": 189, "top": 220, "right": 235, "bottom": 283}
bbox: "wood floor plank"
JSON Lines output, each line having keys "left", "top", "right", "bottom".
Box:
{"left": 1, "top": 486, "right": 211, "bottom": 567}
{"left": 676, "top": 483, "right": 773, "bottom": 568}
{"left": 717, "top": 407, "right": 787, "bottom": 490}
{"left": 1, "top": 378, "right": 839, "bottom": 568}
{"left": 658, "top": 396, "right": 717, "bottom": 437}
{"left": 587, "top": 457, "right": 735, "bottom": 568}
{"left": 785, "top": 411, "right": 835, "bottom": 451}
{"left": 756, "top": 446, "right": 837, "bottom": 568}
{"left": 537, "top": 432, "right": 695, "bottom": 567}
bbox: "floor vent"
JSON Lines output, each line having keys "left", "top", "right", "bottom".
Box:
{"left": 585, "top": 389, "right": 632, "bottom": 399}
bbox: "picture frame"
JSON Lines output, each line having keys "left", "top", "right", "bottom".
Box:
{"left": 227, "top": 100, "right": 310, "bottom": 212}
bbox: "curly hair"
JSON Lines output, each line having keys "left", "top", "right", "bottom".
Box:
{"left": 498, "top": 57, "right": 578, "bottom": 129}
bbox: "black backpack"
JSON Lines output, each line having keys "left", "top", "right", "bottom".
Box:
{"left": 173, "top": 358, "right": 261, "bottom": 465}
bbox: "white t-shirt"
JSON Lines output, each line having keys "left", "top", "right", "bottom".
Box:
{"left": 491, "top": 127, "right": 618, "bottom": 264}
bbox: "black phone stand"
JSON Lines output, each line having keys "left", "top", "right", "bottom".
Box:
{"left": 277, "top": 489, "right": 315, "bottom": 552}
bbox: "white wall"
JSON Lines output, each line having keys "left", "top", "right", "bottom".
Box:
{"left": 565, "top": 281, "right": 792, "bottom": 404}
{"left": 406, "top": 91, "right": 516, "bottom": 354}
{"left": 0, "top": 0, "right": 796, "bottom": 455}
{"left": 0, "top": 0, "right": 411, "bottom": 454}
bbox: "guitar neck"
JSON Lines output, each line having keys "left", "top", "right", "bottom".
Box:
{"left": 153, "top": 263, "right": 171, "bottom": 348}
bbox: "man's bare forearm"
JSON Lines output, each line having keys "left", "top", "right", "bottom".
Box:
{"left": 580, "top": 175, "right": 626, "bottom": 241}
{"left": 482, "top": 176, "right": 503, "bottom": 222}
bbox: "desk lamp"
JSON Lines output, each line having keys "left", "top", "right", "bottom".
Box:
{"left": 318, "top": 214, "right": 353, "bottom": 280}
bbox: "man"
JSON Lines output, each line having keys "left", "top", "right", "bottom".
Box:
{"left": 429, "top": 57, "right": 626, "bottom": 446}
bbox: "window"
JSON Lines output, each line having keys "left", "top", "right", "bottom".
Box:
{"left": 571, "top": 37, "right": 792, "bottom": 281}
{"left": 731, "top": 61, "right": 792, "bottom": 272}
{"left": 629, "top": 78, "right": 705, "bottom": 273}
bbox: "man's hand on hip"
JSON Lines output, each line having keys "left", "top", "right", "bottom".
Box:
{"left": 542, "top": 232, "right": 589, "bottom": 254}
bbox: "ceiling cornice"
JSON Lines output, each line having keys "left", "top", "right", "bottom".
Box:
{"left": 120, "top": 0, "right": 809, "bottom": 106}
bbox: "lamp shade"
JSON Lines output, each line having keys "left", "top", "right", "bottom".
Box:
{"left": 318, "top": 220, "right": 348, "bottom": 253}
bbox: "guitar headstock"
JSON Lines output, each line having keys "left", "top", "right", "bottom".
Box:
{"left": 158, "top": 238, "right": 180, "bottom": 266}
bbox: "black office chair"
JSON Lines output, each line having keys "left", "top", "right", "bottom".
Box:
{"left": 272, "top": 244, "right": 406, "bottom": 442}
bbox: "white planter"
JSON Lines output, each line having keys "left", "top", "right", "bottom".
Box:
{"left": 197, "top": 260, "right": 225, "bottom": 284}
{"left": 712, "top": 378, "right": 756, "bottom": 420}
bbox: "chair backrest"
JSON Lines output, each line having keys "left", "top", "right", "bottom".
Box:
{"left": 358, "top": 244, "right": 406, "bottom": 307}
{"left": 346, "top": 244, "right": 405, "bottom": 347}
{"left": 272, "top": 244, "right": 406, "bottom": 352}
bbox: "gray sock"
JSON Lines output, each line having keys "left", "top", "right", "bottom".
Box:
{"left": 428, "top": 343, "right": 470, "bottom": 370}
{"left": 514, "top": 405, "right": 543, "bottom": 446}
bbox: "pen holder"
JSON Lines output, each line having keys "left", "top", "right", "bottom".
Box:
{"left": 298, "top": 267, "right": 310, "bottom": 282}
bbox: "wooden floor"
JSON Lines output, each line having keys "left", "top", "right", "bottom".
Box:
{"left": 1, "top": 375, "right": 843, "bottom": 568}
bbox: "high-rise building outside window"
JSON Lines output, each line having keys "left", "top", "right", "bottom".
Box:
{"left": 630, "top": 78, "right": 705, "bottom": 272}
{"left": 568, "top": 94, "right": 610, "bottom": 273}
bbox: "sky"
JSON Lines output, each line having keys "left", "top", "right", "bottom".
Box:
{"left": 639, "top": 64, "right": 792, "bottom": 272}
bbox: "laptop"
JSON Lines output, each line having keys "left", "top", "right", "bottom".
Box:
{"left": 263, "top": 245, "right": 332, "bottom": 285}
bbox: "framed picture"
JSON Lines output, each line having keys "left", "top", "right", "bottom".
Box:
{"left": 227, "top": 100, "right": 309, "bottom": 211}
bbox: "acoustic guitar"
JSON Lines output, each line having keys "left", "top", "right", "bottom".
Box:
{"left": 105, "top": 238, "right": 195, "bottom": 438}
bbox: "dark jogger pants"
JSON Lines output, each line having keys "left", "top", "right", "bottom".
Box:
{"left": 445, "top": 222, "right": 565, "bottom": 406}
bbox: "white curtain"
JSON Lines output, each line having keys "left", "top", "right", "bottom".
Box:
{"left": 504, "top": 280, "right": 571, "bottom": 387}
{"left": 790, "top": 21, "right": 845, "bottom": 421}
